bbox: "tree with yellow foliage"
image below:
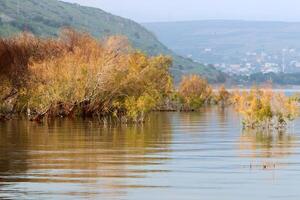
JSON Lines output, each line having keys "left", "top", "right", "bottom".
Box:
{"left": 0, "top": 29, "right": 173, "bottom": 123}
{"left": 178, "top": 75, "right": 213, "bottom": 111}
{"left": 232, "top": 88, "right": 299, "bottom": 132}
{"left": 214, "top": 85, "right": 230, "bottom": 107}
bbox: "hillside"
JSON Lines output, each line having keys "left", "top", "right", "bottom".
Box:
{"left": 144, "top": 20, "right": 300, "bottom": 66}
{"left": 0, "top": 0, "right": 225, "bottom": 83}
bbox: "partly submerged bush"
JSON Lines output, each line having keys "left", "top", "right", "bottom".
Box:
{"left": 178, "top": 75, "right": 213, "bottom": 111}
{"left": 0, "top": 29, "right": 173, "bottom": 122}
{"left": 213, "top": 85, "right": 231, "bottom": 107}
{"left": 289, "top": 93, "right": 300, "bottom": 102}
{"left": 232, "top": 88, "right": 299, "bottom": 132}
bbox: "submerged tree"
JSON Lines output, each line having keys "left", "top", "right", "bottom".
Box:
{"left": 0, "top": 29, "right": 173, "bottom": 123}
{"left": 178, "top": 75, "right": 213, "bottom": 111}
{"left": 232, "top": 88, "right": 299, "bottom": 132}
{"left": 214, "top": 85, "right": 230, "bottom": 107}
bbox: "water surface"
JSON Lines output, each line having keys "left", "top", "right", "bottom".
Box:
{"left": 1, "top": 108, "right": 300, "bottom": 200}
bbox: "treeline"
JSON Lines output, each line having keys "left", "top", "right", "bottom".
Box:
{"left": 235, "top": 72, "right": 300, "bottom": 85}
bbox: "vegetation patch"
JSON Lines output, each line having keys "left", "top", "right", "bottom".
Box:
{"left": 232, "top": 88, "right": 299, "bottom": 132}
{"left": 0, "top": 29, "right": 173, "bottom": 123}
{"left": 0, "top": 30, "right": 299, "bottom": 132}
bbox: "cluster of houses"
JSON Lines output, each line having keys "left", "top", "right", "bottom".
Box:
{"left": 196, "top": 48, "right": 300, "bottom": 76}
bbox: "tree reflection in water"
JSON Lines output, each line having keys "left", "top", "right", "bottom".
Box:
{"left": 0, "top": 113, "right": 172, "bottom": 199}
{"left": 239, "top": 129, "right": 295, "bottom": 169}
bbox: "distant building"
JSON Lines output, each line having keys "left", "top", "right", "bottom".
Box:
{"left": 261, "top": 63, "right": 280, "bottom": 74}
{"left": 294, "top": 62, "right": 300, "bottom": 68}
{"left": 204, "top": 48, "right": 212, "bottom": 53}
{"left": 246, "top": 52, "right": 257, "bottom": 56}
{"left": 289, "top": 49, "right": 296, "bottom": 53}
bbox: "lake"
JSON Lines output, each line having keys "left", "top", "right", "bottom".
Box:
{"left": 1, "top": 107, "right": 300, "bottom": 200}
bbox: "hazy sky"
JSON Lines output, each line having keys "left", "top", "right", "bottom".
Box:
{"left": 62, "top": 0, "right": 300, "bottom": 22}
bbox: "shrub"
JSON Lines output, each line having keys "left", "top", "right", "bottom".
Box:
{"left": 232, "top": 88, "right": 299, "bottom": 132}
{"left": 0, "top": 29, "right": 173, "bottom": 123}
{"left": 178, "top": 75, "right": 212, "bottom": 111}
{"left": 214, "top": 85, "right": 230, "bottom": 107}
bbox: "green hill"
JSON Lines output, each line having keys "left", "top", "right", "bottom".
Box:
{"left": 0, "top": 0, "right": 226, "bottom": 83}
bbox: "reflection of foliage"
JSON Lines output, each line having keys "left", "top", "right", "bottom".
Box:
{"left": 0, "top": 113, "right": 172, "bottom": 185}
{"left": 243, "top": 130, "right": 293, "bottom": 148}
{"left": 240, "top": 129, "right": 294, "bottom": 159}
{"left": 0, "top": 122, "right": 30, "bottom": 174}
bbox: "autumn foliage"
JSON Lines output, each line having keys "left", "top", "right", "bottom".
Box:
{"left": 0, "top": 30, "right": 299, "bottom": 130}
{"left": 0, "top": 29, "right": 173, "bottom": 122}
{"left": 232, "top": 88, "right": 299, "bottom": 131}
{"left": 178, "top": 75, "right": 213, "bottom": 111}
{"left": 214, "top": 85, "right": 231, "bottom": 107}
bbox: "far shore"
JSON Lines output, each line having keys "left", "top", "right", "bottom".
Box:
{"left": 213, "top": 86, "right": 300, "bottom": 92}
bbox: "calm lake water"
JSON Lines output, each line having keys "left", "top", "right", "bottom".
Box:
{"left": 1, "top": 108, "right": 300, "bottom": 200}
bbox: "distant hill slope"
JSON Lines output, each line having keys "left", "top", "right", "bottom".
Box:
{"left": 143, "top": 20, "right": 300, "bottom": 64}
{"left": 0, "top": 0, "right": 226, "bottom": 83}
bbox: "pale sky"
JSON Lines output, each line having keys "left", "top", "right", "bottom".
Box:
{"left": 62, "top": 0, "right": 300, "bottom": 23}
